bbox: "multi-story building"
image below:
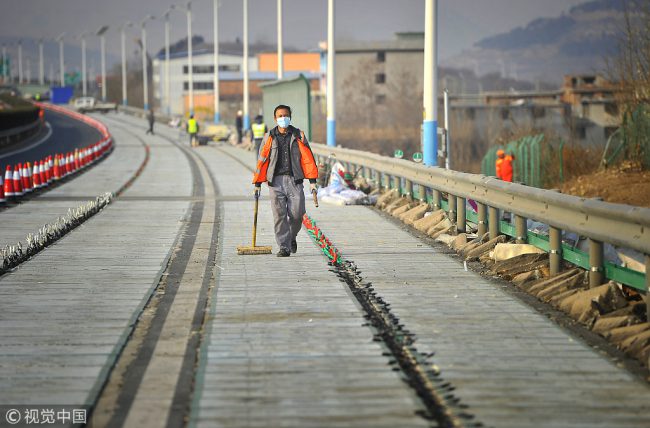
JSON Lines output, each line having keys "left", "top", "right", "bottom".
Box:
{"left": 152, "top": 49, "right": 320, "bottom": 122}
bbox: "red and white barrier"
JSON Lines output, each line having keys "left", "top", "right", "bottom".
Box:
{"left": 0, "top": 103, "right": 114, "bottom": 206}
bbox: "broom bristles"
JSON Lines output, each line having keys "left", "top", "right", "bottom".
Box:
{"left": 237, "top": 245, "right": 273, "bottom": 255}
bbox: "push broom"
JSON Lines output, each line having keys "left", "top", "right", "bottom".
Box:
{"left": 237, "top": 189, "right": 273, "bottom": 255}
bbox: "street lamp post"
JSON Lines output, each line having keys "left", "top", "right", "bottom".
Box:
{"left": 97, "top": 26, "right": 109, "bottom": 102}
{"left": 57, "top": 33, "right": 65, "bottom": 87}
{"left": 163, "top": 7, "right": 174, "bottom": 116}
{"left": 213, "top": 0, "right": 220, "bottom": 123}
{"left": 79, "top": 33, "right": 88, "bottom": 96}
{"left": 277, "top": 0, "right": 283, "bottom": 80}
{"left": 423, "top": 0, "right": 438, "bottom": 166}
{"left": 186, "top": 2, "right": 194, "bottom": 116}
{"left": 18, "top": 40, "right": 23, "bottom": 84}
{"left": 326, "top": 0, "right": 336, "bottom": 147}
{"left": 243, "top": 0, "right": 249, "bottom": 130}
{"left": 2, "top": 45, "right": 7, "bottom": 82}
{"left": 38, "top": 39, "right": 44, "bottom": 85}
{"left": 119, "top": 22, "right": 132, "bottom": 106}
{"left": 141, "top": 15, "right": 155, "bottom": 111}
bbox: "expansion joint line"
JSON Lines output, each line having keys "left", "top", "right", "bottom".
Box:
{"left": 302, "top": 213, "right": 481, "bottom": 428}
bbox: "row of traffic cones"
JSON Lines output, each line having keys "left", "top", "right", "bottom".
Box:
{"left": 1, "top": 139, "right": 113, "bottom": 205}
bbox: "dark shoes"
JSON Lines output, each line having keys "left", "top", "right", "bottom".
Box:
{"left": 277, "top": 240, "right": 297, "bottom": 257}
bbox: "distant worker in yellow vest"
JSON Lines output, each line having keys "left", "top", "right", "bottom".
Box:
{"left": 251, "top": 115, "right": 268, "bottom": 156}
{"left": 187, "top": 115, "right": 199, "bottom": 147}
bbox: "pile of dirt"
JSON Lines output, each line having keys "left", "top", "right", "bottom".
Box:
{"left": 560, "top": 162, "right": 650, "bottom": 208}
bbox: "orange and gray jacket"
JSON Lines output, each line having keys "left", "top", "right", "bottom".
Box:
{"left": 252, "top": 126, "right": 318, "bottom": 185}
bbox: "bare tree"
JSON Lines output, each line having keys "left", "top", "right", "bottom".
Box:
{"left": 610, "top": 0, "right": 650, "bottom": 108}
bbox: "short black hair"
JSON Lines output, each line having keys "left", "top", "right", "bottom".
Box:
{"left": 273, "top": 104, "right": 292, "bottom": 118}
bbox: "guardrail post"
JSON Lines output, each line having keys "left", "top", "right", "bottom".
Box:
{"left": 515, "top": 215, "right": 527, "bottom": 244}
{"left": 646, "top": 256, "right": 650, "bottom": 323}
{"left": 456, "top": 196, "right": 466, "bottom": 233}
{"left": 489, "top": 206, "right": 499, "bottom": 240}
{"left": 419, "top": 185, "right": 427, "bottom": 203}
{"left": 432, "top": 189, "right": 441, "bottom": 210}
{"left": 589, "top": 239, "right": 604, "bottom": 287}
{"left": 405, "top": 179, "right": 413, "bottom": 200}
{"left": 448, "top": 194, "right": 457, "bottom": 225}
{"left": 477, "top": 202, "right": 487, "bottom": 236}
{"left": 549, "top": 226, "right": 562, "bottom": 276}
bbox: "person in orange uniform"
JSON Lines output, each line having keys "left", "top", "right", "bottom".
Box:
{"left": 501, "top": 153, "right": 515, "bottom": 182}
{"left": 495, "top": 149, "right": 505, "bottom": 179}
{"left": 252, "top": 104, "right": 319, "bottom": 257}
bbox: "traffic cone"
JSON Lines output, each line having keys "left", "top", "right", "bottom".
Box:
{"left": 47, "top": 156, "right": 54, "bottom": 183}
{"left": 23, "top": 163, "right": 33, "bottom": 193}
{"left": 74, "top": 149, "right": 80, "bottom": 171}
{"left": 32, "top": 162, "right": 41, "bottom": 189}
{"left": 67, "top": 153, "right": 74, "bottom": 175}
{"left": 53, "top": 156, "right": 61, "bottom": 180}
{"left": 62, "top": 154, "right": 69, "bottom": 176}
{"left": 4, "top": 166, "right": 14, "bottom": 199}
{"left": 13, "top": 165, "right": 23, "bottom": 197}
{"left": 0, "top": 174, "right": 4, "bottom": 204}
{"left": 58, "top": 155, "right": 65, "bottom": 177}
{"left": 45, "top": 157, "right": 52, "bottom": 183}
{"left": 38, "top": 161, "right": 47, "bottom": 187}
{"left": 18, "top": 163, "right": 29, "bottom": 194}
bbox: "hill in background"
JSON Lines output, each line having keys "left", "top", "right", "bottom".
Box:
{"left": 443, "top": 0, "right": 628, "bottom": 87}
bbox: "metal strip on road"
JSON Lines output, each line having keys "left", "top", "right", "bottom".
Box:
{"left": 306, "top": 204, "right": 650, "bottom": 428}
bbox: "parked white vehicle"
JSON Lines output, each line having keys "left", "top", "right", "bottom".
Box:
{"left": 73, "top": 97, "right": 117, "bottom": 114}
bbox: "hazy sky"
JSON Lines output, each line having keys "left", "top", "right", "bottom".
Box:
{"left": 1, "top": 0, "right": 587, "bottom": 64}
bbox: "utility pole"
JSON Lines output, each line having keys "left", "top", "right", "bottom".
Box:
{"left": 277, "top": 0, "right": 284, "bottom": 80}
{"left": 38, "top": 39, "right": 44, "bottom": 85}
{"left": 243, "top": 0, "right": 250, "bottom": 130}
{"left": 423, "top": 0, "right": 438, "bottom": 166}
{"left": 97, "top": 26, "right": 109, "bottom": 102}
{"left": 57, "top": 33, "right": 65, "bottom": 87}
{"left": 326, "top": 0, "right": 336, "bottom": 147}
{"left": 120, "top": 22, "right": 132, "bottom": 106}
{"left": 213, "top": 0, "right": 220, "bottom": 123}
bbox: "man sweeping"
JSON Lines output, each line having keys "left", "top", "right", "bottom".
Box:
{"left": 252, "top": 104, "right": 318, "bottom": 257}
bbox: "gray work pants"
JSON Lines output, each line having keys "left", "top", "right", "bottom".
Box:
{"left": 268, "top": 175, "right": 305, "bottom": 251}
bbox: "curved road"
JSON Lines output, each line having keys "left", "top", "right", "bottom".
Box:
{"left": 0, "top": 109, "right": 103, "bottom": 170}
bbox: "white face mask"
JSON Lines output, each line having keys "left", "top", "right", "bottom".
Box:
{"left": 276, "top": 116, "right": 291, "bottom": 128}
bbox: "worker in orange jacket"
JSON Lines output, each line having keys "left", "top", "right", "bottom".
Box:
{"left": 501, "top": 153, "right": 515, "bottom": 182}
{"left": 252, "top": 104, "right": 319, "bottom": 257}
{"left": 495, "top": 149, "right": 505, "bottom": 179}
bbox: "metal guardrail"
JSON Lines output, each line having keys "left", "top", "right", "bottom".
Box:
{"left": 0, "top": 120, "right": 42, "bottom": 149}
{"left": 310, "top": 143, "right": 649, "bottom": 293}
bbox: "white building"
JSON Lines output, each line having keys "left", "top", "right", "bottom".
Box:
{"left": 152, "top": 48, "right": 258, "bottom": 117}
